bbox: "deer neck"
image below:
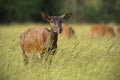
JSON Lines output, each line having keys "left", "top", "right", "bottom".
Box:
{"left": 45, "top": 28, "right": 58, "bottom": 48}
{"left": 50, "top": 28, "right": 58, "bottom": 43}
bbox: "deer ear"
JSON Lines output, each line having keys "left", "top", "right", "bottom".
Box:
{"left": 41, "top": 12, "right": 50, "bottom": 20}
{"left": 60, "top": 13, "right": 72, "bottom": 20}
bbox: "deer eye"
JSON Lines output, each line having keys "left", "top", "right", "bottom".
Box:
{"left": 48, "top": 17, "right": 51, "bottom": 21}
{"left": 50, "top": 20, "right": 54, "bottom": 23}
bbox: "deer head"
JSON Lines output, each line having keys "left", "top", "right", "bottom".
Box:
{"left": 41, "top": 12, "right": 72, "bottom": 33}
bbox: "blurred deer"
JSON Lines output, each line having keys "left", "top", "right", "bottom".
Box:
{"left": 20, "top": 12, "right": 72, "bottom": 64}
{"left": 89, "top": 25, "right": 115, "bottom": 37}
{"left": 59, "top": 23, "right": 75, "bottom": 39}
{"left": 114, "top": 26, "right": 120, "bottom": 37}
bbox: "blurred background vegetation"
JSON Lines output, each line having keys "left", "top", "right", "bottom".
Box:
{"left": 0, "top": 0, "right": 120, "bottom": 24}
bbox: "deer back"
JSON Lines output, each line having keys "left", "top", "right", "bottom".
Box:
{"left": 60, "top": 23, "right": 75, "bottom": 39}
{"left": 20, "top": 28, "right": 57, "bottom": 54}
{"left": 90, "top": 25, "right": 115, "bottom": 37}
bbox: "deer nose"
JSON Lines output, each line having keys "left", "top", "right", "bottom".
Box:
{"left": 58, "top": 27, "right": 62, "bottom": 33}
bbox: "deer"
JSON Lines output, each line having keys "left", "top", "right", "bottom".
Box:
{"left": 20, "top": 12, "right": 72, "bottom": 64}
{"left": 59, "top": 23, "right": 75, "bottom": 39}
{"left": 89, "top": 24, "right": 115, "bottom": 37}
{"left": 113, "top": 26, "right": 120, "bottom": 37}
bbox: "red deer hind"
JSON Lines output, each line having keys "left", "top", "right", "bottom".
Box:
{"left": 60, "top": 23, "right": 75, "bottom": 39}
{"left": 114, "top": 26, "right": 120, "bottom": 37}
{"left": 89, "top": 25, "right": 115, "bottom": 37}
{"left": 20, "top": 12, "right": 72, "bottom": 64}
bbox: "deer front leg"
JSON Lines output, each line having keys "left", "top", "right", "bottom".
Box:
{"left": 23, "top": 54, "right": 29, "bottom": 64}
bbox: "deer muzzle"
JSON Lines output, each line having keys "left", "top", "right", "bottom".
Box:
{"left": 57, "top": 27, "right": 62, "bottom": 33}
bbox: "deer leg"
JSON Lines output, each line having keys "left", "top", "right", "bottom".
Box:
{"left": 23, "top": 53, "right": 29, "bottom": 64}
{"left": 22, "top": 49, "right": 29, "bottom": 64}
{"left": 20, "top": 43, "right": 29, "bottom": 64}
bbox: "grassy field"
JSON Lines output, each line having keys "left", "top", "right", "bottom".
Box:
{"left": 0, "top": 23, "right": 120, "bottom": 80}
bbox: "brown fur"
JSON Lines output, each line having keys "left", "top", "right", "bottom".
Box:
{"left": 60, "top": 23, "right": 75, "bottom": 39}
{"left": 89, "top": 25, "right": 115, "bottom": 37}
{"left": 114, "top": 26, "right": 120, "bottom": 37}
{"left": 20, "top": 12, "right": 72, "bottom": 64}
{"left": 20, "top": 28, "right": 57, "bottom": 55}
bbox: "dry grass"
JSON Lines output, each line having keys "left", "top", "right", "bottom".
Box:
{"left": 0, "top": 23, "right": 120, "bottom": 80}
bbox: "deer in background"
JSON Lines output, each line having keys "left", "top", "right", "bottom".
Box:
{"left": 114, "top": 26, "right": 120, "bottom": 37}
{"left": 89, "top": 24, "right": 115, "bottom": 37}
{"left": 59, "top": 23, "right": 75, "bottom": 39}
{"left": 20, "top": 12, "right": 72, "bottom": 64}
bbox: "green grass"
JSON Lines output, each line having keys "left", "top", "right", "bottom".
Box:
{"left": 0, "top": 23, "right": 120, "bottom": 80}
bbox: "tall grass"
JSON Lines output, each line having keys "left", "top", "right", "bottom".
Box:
{"left": 0, "top": 23, "right": 120, "bottom": 80}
